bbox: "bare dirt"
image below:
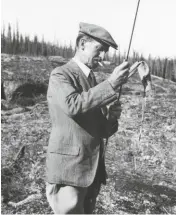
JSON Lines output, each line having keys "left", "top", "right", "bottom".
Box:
{"left": 1, "top": 54, "right": 176, "bottom": 214}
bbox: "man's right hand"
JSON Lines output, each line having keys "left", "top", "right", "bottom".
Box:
{"left": 108, "top": 61, "right": 130, "bottom": 90}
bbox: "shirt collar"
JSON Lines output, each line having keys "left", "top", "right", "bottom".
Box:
{"left": 72, "top": 57, "right": 91, "bottom": 78}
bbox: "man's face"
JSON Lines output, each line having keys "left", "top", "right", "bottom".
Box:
{"left": 83, "top": 40, "right": 109, "bottom": 69}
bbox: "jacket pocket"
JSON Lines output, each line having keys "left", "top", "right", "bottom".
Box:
{"left": 49, "top": 145, "right": 80, "bottom": 156}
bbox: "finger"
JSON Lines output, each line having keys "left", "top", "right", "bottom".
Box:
{"left": 130, "top": 61, "right": 141, "bottom": 71}
{"left": 109, "top": 110, "right": 121, "bottom": 116}
{"left": 116, "top": 61, "right": 130, "bottom": 70}
{"left": 128, "top": 62, "right": 141, "bottom": 77}
{"left": 110, "top": 106, "right": 121, "bottom": 111}
{"left": 111, "top": 108, "right": 121, "bottom": 112}
{"left": 109, "top": 103, "right": 121, "bottom": 110}
{"left": 118, "top": 68, "right": 129, "bottom": 76}
{"left": 110, "top": 114, "right": 121, "bottom": 119}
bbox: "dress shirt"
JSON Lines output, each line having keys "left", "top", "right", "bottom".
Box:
{"left": 72, "top": 57, "right": 91, "bottom": 78}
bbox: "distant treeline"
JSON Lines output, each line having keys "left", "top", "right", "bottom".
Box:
{"left": 1, "top": 23, "right": 176, "bottom": 81}
{"left": 1, "top": 23, "right": 74, "bottom": 58}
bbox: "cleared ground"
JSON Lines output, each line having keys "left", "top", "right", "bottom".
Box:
{"left": 1, "top": 55, "right": 176, "bottom": 214}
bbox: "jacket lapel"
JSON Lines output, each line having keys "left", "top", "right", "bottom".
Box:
{"left": 69, "top": 59, "right": 93, "bottom": 89}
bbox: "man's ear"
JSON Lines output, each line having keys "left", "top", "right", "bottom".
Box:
{"left": 79, "top": 38, "right": 86, "bottom": 50}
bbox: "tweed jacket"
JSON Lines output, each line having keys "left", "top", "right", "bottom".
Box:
{"left": 46, "top": 59, "right": 118, "bottom": 187}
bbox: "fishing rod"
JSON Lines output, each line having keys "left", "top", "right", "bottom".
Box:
{"left": 102, "top": 0, "right": 141, "bottom": 159}
{"left": 118, "top": 0, "right": 141, "bottom": 101}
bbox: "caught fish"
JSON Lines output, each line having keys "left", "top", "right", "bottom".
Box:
{"left": 128, "top": 61, "right": 152, "bottom": 92}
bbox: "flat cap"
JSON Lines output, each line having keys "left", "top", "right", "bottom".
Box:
{"left": 79, "top": 22, "right": 118, "bottom": 50}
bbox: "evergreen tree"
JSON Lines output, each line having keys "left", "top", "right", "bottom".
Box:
{"left": 19, "top": 34, "right": 25, "bottom": 54}
{"left": 7, "top": 23, "right": 12, "bottom": 53}
{"left": 15, "top": 23, "right": 20, "bottom": 54}
{"left": 12, "top": 30, "right": 16, "bottom": 54}
{"left": 24, "top": 35, "right": 29, "bottom": 54}
{"left": 1, "top": 25, "right": 6, "bottom": 53}
{"left": 41, "top": 36, "right": 45, "bottom": 56}
{"left": 163, "top": 58, "right": 168, "bottom": 79}
{"left": 43, "top": 43, "right": 48, "bottom": 56}
{"left": 32, "top": 35, "right": 38, "bottom": 55}
{"left": 27, "top": 37, "right": 31, "bottom": 55}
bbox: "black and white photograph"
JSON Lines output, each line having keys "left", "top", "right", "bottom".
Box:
{"left": 1, "top": 0, "right": 176, "bottom": 214}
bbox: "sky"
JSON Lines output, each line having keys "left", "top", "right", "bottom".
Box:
{"left": 1, "top": 0, "right": 176, "bottom": 58}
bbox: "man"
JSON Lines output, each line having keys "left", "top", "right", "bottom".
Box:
{"left": 46, "top": 22, "right": 129, "bottom": 214}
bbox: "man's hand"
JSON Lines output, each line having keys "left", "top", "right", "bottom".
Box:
{"left": 108, "top": 61, "right": 129, "bottom": 90}
{"left": 105, "top": 101, "right": 122, "bottom": 137}
{"left": 107, "top": 101, "right": 122, "bottom": 121}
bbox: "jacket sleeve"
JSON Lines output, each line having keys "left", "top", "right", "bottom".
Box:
{"left": 47, "top": 68, "right": 118, "bottom": 117}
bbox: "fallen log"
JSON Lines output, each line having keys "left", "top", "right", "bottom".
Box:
{"left": 7, "top": 193, "right": 42, "bottom": 208}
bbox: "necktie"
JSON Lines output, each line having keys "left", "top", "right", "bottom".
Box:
{"left": 88, "top": 70, "right": 97, "bottom": 87}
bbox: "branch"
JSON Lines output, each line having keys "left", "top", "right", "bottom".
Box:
{"left": 7, "top": 193, "right": 42, "bottom": 208}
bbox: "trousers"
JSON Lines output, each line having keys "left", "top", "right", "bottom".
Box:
{"left": 46, "top": 175, "right": 102, "bottom": 214}
{"left": 46, "top": 157, "right": 107, "bottom": 214}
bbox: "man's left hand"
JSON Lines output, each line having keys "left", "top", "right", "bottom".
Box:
{"left": 107, "top": 101, "right": 122, "bottom": 121}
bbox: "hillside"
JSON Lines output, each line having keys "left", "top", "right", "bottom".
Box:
{"left": 1, "top": 54, "right": 176, "bottom": 214}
